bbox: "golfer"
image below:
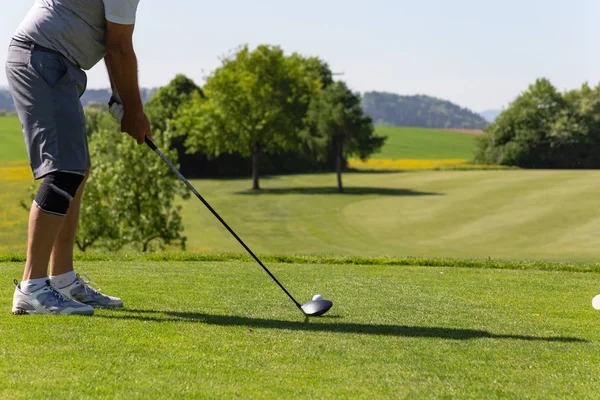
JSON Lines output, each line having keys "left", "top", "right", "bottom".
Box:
{"left": 6, "top": 0, "right": 151, "bottom": 315}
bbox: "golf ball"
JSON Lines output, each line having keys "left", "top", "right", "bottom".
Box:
{"left": 312, "top": 294, "right": 323, "bottom": 301}
{"left": 593, "top": 295, "right": 600, "bottom": 310}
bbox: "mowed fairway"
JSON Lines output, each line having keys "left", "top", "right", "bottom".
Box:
{"left": 372, "top": 126, "right": 475, "bottom": 159}
{"left": 179, "top": 170, "right": 600, "bottom": 262}
{"left": 1, "top": 258, "right": 600, "bottom": 398}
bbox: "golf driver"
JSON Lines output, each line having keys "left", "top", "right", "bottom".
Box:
{"left": 145, "top": 138, "right": 333, "bottom": 317}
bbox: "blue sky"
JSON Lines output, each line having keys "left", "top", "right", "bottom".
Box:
{"left": 1, "top": 0, "right": 597, "bottom": 111}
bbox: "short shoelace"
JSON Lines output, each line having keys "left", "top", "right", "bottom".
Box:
{"left": 78, "top": 274, "right": 102, "bottom": 296}
{"left": 49, "top": 285, "right": 72, "bottom": 304}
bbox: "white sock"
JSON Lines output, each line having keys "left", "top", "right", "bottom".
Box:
{"left": 21, "top": 277, "right": 48, "bottom": 293}
{"left": 49, "top": 271, "right": 77, "bottom": 289}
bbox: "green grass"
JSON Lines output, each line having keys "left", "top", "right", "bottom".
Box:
{"left": 1, "top": 257, "right": 600, "bottom": 398}
{"left": 7, "top": 169, "right": 600, "bottom": 262}
{"left": 174, "top": 170, "right": 600, "bottom": 263}
{"left": 373, "top": 126, "right": 475, "bottom": 160}
{"left": 0, "top": 116, "right": 26, "bottom": 162}
{"left": 0, "top": 117, "right": 476, "bottom": 163}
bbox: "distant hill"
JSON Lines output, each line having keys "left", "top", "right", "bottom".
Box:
{"left": 361, "top": 92, "right": 488, "bottom": 130}
{"left": 479, "top": 109, "right": 502, "bottom": 123}
{"left": 0, "top": 88, "right": 156, "bottom": 111}
{"left": 80, "top": 88, "right": 157, "bottom": 107}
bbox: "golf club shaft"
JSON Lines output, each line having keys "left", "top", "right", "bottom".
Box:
{"left": 145, "top": 138, "right": 303, "bottom": 311}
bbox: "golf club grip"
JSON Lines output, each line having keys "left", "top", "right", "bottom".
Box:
{"left": 145, "top": 139, "right": 303, "bottom": 310}
{"left": 145, "top": 137, "right": 157, "bottom": 151}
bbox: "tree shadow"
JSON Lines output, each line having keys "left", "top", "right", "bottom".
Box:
{"left": 345, "top": 169, "right": 408, "bottom": 174}
{"left": 100, "top": 309, "right": 586, "bottom": 343}
{"left": 235, "top": 187, "right": 443, "bottom": 196}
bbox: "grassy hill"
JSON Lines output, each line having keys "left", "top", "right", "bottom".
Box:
{"left": 0, "top": 116, "right": 476, "bottom": 162}
{"left": 373, "top": 126, "right": 475, "bottom": 160}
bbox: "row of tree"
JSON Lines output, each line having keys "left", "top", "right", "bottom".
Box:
{"left": 159, "top": 45, "right": 384, "bottom": 190}
{"left": 71, "top": 45, "right": 384, "bottom": 251}
{"left": 475, "top": 79, "right": 600, "bottom": 168}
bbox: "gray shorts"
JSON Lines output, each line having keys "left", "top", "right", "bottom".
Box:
{"left": 5, "top": 40, "right": 90, "bottom": 179}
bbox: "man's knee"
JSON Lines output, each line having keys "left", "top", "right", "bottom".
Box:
{"left": 33, "top": 171, "right": 86, "bottom": 216}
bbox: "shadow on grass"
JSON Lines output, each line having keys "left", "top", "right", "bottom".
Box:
{"left": 101, "top": 309, "right": 585, "bottom": 343}
{"left": 235, "top": 187, "right": 442, "bottom": 196}
{"left": 345, "top": 169, "right": 408, "bottom": 174}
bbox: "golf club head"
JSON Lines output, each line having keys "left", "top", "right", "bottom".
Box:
{"left": 301, "top": 299, "right": 333, "bottom": 317}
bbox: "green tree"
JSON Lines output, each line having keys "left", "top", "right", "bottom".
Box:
{"left": 75, "top": 111, "right": 189, "bottom": 252}
{"left": 145, "top": 74, "right": 203, "bottom": 134}
{"left": 547, "top": 83, "right": 600, "bottom": 168}
{"left": 306, "top": 81, "right": 385, "bottom": 192}
{"left": 475, "top": 78, "right": 566, "bottom": 167}
{"left": 178, "top": 45, "right": 322, "bottom": 190}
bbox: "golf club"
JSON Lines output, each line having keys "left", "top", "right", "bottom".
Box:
{"left": 145, "top": 137, "right": 333, "bottom": 317}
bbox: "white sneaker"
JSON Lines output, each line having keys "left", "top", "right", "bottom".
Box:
{"left": 12, "top": 280, "right": 94, "bottom": 316}
{"left": 54, "top": 274, "right": 123, "bottom": 309}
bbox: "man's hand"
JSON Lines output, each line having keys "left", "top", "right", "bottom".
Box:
{"left": 109, "top": 98, "right": 124, "bottom": 123}
{"left": 109, "top": 96, "right": 152, "bottom": 145}
{"left": 121, "top": 110, "right": 152, "bottom": 145}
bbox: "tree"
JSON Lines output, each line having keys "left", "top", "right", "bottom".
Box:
{"left": 547, "top": 83, "right": 600, "bottom": 168}
{"left": 76, "top": 111, "right": 189, "bottom": 252}
{"left": 474, "top": 78, "right": 566, "bottom": 167}
{"left": 144, "top": 74, "right": 203, "bottom": 134}
{"left": 177, "top": 45, "right": 323, "bottom": 190}
{"left": 474, "top": 79, "right": 600, "bottom": 169}
{"left": 306, "top": 81, "right": 385, "bottom": 192}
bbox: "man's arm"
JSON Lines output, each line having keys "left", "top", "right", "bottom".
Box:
{"left": 105, "top": 59, "right": 125, "bottom": 123}
{"left": 104, "top": 59, "right": 116, "bottom": 93}
{"left": 104, "top": 21, "right": 150, "bottom": 144}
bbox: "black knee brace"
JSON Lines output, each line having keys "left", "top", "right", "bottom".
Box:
{"left": 34, "top": 171, "right": 85, "bottom": 216}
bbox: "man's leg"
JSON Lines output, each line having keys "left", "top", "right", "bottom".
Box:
{"left": 49, "top": 172, "right": 88, "bottom": 278}
{"left": 13, "top": 172, "right": 94, "bottom": 316}
{"left": 22, "top": 171, "right": 85, "bottom": 287}
{"left": 22, "top": 206, "right": 65, "bottom": 283}
{"left": 48, "top": 172, "right": 124, "bottom": 309}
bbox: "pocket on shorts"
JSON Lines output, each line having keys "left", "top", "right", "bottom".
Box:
{"left": 5, "top": 46, "right": 30, "bottom": 66}
{"left": 30, "top": 50, "right": 69, "bottom": 88}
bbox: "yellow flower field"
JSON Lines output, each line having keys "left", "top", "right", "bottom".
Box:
{"left": 1, "top": 160, "right": 32, "bottom": 180}
{"left": 0, "top": 161, "right": 31, "bottom": 252}
{"left": 348, "top": 158, "right": 509, "bottom": 170}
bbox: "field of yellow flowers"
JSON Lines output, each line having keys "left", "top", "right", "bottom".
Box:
{"left": 348, "top": 158, "right": 509, "bottom": 170}
{"left": 0, "top": 161, "right": 31, "bottom": 252}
